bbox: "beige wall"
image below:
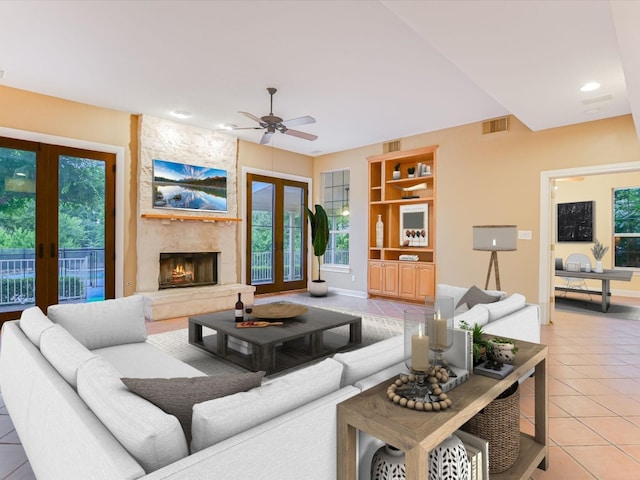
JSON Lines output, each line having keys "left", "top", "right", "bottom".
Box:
{"left": 315, "top": 115, "right": 640, "bottom": 302}
{"left": 555, "top": 172, "right": 640, "bottom": 292}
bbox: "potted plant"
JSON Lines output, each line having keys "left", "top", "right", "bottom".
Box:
{"left": 591, "top": 240, "right": 609, "bottom": 273}
{"left": 392, "top": 163, "right": 401, "bottom": 180}
{"left": 305, "top": 204, "right": 330, "bottom": 297}
{"left": 407, "top": 166, "right": 416, "bottom": 178}
{"left": 487, "top": 337, "right": 518, "bottom": 364}
{"left": 459, "top": 320, "right": 488, "bottom": 365}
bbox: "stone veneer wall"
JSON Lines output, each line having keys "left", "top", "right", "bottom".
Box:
{"left": 135, "top": 115, "right": 253, "bottom": 319}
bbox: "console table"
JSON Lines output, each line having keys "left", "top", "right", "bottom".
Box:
{"left": 337, "top": 339, "right": 548, "bottom": 479}
{"left": 555, "top": 269, "right": 633, "bottom": 312}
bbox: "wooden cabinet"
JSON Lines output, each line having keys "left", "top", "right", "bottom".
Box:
{"left": 367, "top": 146, "right": 438, "bottom": 302}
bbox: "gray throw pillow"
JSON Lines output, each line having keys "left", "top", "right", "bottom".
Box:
{"left": 121, "top": 372, "right": 265, "bottom": 442}
{"left": 456, "top": 285, "right": 500, "bottom": 309}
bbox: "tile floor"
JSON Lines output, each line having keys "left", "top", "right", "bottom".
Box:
{"left": 1, "top": 291, "right": 640, "bottom": 479}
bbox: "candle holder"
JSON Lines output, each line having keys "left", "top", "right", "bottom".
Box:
{"left": 425, "top": 295, "right": 455, "bottom": 372}
{"left": 403, "top": 310, "right": 431, "bottom": 398}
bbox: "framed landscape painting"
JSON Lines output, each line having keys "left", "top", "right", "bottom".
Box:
{"left": 152, "top": 159, "right": 227, "bottom": 212}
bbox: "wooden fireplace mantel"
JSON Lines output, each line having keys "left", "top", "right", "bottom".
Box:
{"left": 141, "top": 213, "right": 242, "bottom": 222}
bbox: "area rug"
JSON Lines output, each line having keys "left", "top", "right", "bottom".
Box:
{"left": 554, "top": 296, "right": 640, "bottom": 320}
{"left": 147, "top": 307, "right": 403, "bottom": 377}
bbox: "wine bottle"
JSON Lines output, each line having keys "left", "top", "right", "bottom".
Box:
{"left": 235, "top": 293, "right": 244, "bottom": 323}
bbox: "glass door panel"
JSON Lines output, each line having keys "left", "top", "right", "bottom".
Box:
{"left": 250, "top": 181, "right": 275, "bottom": 285}
{"left": 0, "top": 146, "right": 37, "bottom": 314}
{"left": 58, "top": 155, "right": 107, "bottom": 303}
{"left": 283, "top": 185, "right": 304, "bottom": 282}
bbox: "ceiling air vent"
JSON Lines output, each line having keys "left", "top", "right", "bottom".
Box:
{"left": 383, "top": 140, "right": 401, "bottom": 154}
{"left": 482, "top": 116, "right": 510, "bottom": 135}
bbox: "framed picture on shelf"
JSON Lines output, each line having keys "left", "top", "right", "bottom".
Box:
{"left": 399, "top": 204, "right": 428, "bottom": 247}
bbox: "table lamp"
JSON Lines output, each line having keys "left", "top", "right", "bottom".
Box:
{"left": 473, "top": 225, "right": 517, "bottom": 290}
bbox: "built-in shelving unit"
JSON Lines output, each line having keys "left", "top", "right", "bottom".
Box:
{"left": 368, "top": 145, "right": 438, "bottom": 301}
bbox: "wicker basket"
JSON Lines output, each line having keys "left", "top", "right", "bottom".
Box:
{"left": 461, "top": 381, "right": 520, "bottom": 474}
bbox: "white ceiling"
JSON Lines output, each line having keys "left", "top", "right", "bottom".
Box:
{"left": 0, "top": 0, "right": 638, "bottom": 156}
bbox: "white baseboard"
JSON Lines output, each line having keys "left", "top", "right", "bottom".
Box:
{"left": 327, "top": 287, "right": 368, "bottom": 299}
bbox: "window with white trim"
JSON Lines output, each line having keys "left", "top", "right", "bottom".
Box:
{"left": 321, "top": 170, "right": 349, "bottom": 266}
{"left": 613, "top": 187, "right": 640, "bottom": 268}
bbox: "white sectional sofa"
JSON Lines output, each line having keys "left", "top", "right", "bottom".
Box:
{"left": 436, "top": 283, "right": 541, "bottom": 345}
{"left": 0, "top": 287, "right": 539, "bottom": 480}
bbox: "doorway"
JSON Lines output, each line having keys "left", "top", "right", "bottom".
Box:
{"left": 538, "top": 160, "right": 640, "bottom": 325}
{"left": 0, "top": 136, "right": 115, "bottom": 324}
{"left": 246, "top": 172, "right": 308, "bottom": 294}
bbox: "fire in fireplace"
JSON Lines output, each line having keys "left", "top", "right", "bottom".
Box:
{"left": 159, "top": 252, "right": 218, "bottom": 289}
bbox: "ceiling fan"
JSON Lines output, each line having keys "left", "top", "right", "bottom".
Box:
{"left": 232, "top": 87, "right": 318, "bottom": 145}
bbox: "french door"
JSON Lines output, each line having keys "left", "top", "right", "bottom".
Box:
{"left": 0, "top": 136, "right": 115, "bottom": 325}
{"left": 246, "top": 173, "right": 308, "bottom": 294}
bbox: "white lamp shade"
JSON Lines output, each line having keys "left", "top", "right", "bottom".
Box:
{"left": 473, "top": 225, "right": 517, "bottom": 251}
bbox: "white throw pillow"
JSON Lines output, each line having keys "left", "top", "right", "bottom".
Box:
{"left": 191, "top": 358, "right": 343, "bottom": 453}
{"left": 77, "top": 356, "right": 188, "bottom": 473}
{"left": 47, "top": 295, "right": 147, "bottom": 350}
{"left": 19, "top": 306, "right": 54, "bottom": 348}
{"left": 483, "top": 293, "right": 526, "bottom": 322}
{"left": 333, "top": 334, "right": 404, "bottom": 387}
{"left": 40, "top": 325, "right": 97, "bottom": 389}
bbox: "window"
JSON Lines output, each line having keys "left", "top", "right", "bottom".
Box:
{"left": 613, "top": 187, "right": 640, "bottom": 268}
{"left": 321, "top": 170, "right": 349, "bottom": 266}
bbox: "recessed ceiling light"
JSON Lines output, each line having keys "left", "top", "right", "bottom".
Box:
{"left": 172, "top": 110, "right": 191, "bottom": 119}
{"left": 580, "top": 82, "right": 600, "bottom": 92}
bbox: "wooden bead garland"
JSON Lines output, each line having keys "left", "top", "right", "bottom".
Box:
{"left": 386, "top": 367, "right": 453, "bottom": 412}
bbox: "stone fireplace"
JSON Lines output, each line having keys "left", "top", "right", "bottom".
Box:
{"left": 158, "top": 252, "right": 218, "bottom": 289}
{"left": 135, "top": 115, "right": 254, "bottom": 320}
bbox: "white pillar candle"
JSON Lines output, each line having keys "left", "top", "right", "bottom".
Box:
{"left": 411, "top": 332, "right": 430, "bottom": 372}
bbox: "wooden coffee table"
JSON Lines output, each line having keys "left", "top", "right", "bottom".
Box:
{"left": 188, "top": 304, "right": 361, "bottom": 374}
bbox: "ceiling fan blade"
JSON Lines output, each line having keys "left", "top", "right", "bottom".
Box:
{"left": 231, "top": 126, "right": 264, "bottom": 130}
{"left": 283, "top": 129, "right": 318, "bottom": 141}
{"left": 238, "top": 111, "right": 264, "bottom": 124}
{"left": 282, "top": 116, "right": 316, "bottom": 128}
{"left": 260, "top": 131, "right": 274, "bottom": 145}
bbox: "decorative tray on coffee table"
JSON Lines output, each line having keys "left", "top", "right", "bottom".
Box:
{"left": 250, "top": 303, "right": 308, "bottom": 319}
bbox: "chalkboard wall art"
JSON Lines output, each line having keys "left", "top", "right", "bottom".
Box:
{"left": 557, "top": 201, "right": 594, "bottom": 242}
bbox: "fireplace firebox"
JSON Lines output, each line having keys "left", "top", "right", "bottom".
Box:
{"left": 159, "top": 252, "right": 218, "bottom": 289}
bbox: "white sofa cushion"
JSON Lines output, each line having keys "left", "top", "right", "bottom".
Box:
{"left": 453, "top": 304, "right": 490, "bottom": 328}
{"left": 482, "top": 293, "right": 527, "bottom": 322}
{"left": 332, "top": 334, "right": 404, "bottom": 387}
{"left": 47, "top": 295, "right": 147, "bottom": 349}
{"left": 191, "top": 358, "right": 344, "bottom": 453}
{"left": 77, "top": 356, "right": 188, "bottom": 473}
{"left": 92, "top": 342, "right": 206, "bottom": 378}
{"left": 18, "top": 306, "right": 54, "bottom": 348}
{"left": 40, "top": 324, "right": 97, "bottom": 389}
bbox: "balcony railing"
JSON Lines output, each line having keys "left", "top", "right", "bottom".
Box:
{"left": 251, "top": 251, "right": 304, "bottom": 284}
{"left": 0, "top": 256, "right": 89, "bottom": 306}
